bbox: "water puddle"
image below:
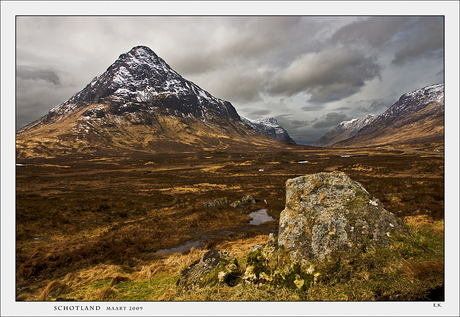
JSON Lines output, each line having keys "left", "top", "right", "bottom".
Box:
{"left": 154, "top": 210, "right": 274, "bottom": 254}
{"left": 155, "top": 240, "right": 204, "bottom": 255}
{"left": 297, "top": 160, "right": 308, "bottom": 163}
{"left": 249, "top": 209, "right": 274, "bottom": 225}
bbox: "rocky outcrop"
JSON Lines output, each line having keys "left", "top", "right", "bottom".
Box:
{"left": 176, "top": 250, "right": 240, "bottom": 289}
{"left": 202, "top": 197, "right": 228, "bottom": 208}
{"left": 202, "top": 195, "right": 256, "bottom": 209}
{"left": 278, "top": 171, "right": 408, "bottom": 262}
{"left": 177, "top": 172, "right": 409, "bottom": 292}
{"left": 230, "top": 195, "right": 256, "bottom": 208}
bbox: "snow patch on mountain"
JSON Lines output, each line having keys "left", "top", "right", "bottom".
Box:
{"left": 382, "top": 83, "right": 444, "bottom": 119}
{"left": 241, "top": 117, "right": 296, "bottom": 143}
{"left": 313, "top": 114, "right": 376, "bottom": 147}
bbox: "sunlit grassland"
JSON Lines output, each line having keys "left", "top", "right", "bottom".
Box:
{"left": 29, "top": 215, "right": 443, "bottom": 301}
{"left": 16, "top": 147, "right": 444, "bottom": 301}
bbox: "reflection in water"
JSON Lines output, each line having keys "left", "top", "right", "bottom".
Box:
{"left": 249, "top": 209, "right": 274, "bottom": 225}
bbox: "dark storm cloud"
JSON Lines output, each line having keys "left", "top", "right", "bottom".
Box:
{"left": 16, "top": 66, "right": 60, "bottom": 85}
{"left": 329, "top": 16, "right": 444, "bottom": 67}
{"left": 312, "top": 112, "right": 352, "bottom": 129}
{"left": 275, "top": 115, "right": 326, "bottom": 144}
{"left": 334, "top": 106, "right": 350, "bottom": 111}
{"left": 391, "top": 17, "right": 444, "bottom": 66}
{"left": 267, "top": 48, "right": 382, "bottom": 103}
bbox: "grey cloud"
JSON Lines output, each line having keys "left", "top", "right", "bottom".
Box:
{"left": 16, "top": 77, "right": 78, "bottom": 129}
{"left": 392, "top": 17, "right": 444, "bottom": 66}
{"left": 334, "top": 106, "right": 350, "bottom": 111}
{"left": 17, "top": 66, "right": 60, "bottom": 85}
{"left": 275, "top": 116, "right": 325, "bottom": 144}
{"left": 203, "top": 67, "right": 267, "bottom": 103}
{"left": 247, "top": 109, "right": 272, "bottom": 117}
{"left": 289, "top": 120, "right": 310, "bottom": 128}
{"left": 368, "top": 99, "right": 390, "bottom": 113}
{"left": 14, "top": 16, "right": 445, "bottom": 138}
{"left": 268, "top": 48, "right": 381, "bottom": 103}
{"left": 331, "top": 17, "right": 411, "bottom": 49}
{"left": 168, "top": 16, "right": 303, "bottom": 76}
{"left": 301, "top": 104, "right": 324, "bottom": 112}
{"left": 312, "top": 112, "right": 352, "bottom": 129}
{"left": 355, "top": 98, "right": 392, "bottom": 115}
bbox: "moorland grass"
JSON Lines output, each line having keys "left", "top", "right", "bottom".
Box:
{"left": 16, "top": 148, "right": 444, "bottom": 301}
{"left": 31, "top": 215, "right": 443, "bottom": 301}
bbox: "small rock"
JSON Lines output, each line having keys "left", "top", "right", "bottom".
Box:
{"left": 177, "top": 250, "right": 239, "bottom": 289}
{"left": 202, "top": 197, "right": 228, "bottom": 208}
{"left": 230, "top": 195, "right": 256, "bottom": 208}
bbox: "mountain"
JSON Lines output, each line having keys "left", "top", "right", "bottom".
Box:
{"left": 332, "top": 83, "right": 444, "bottom": 148}
{"left": 312, "top": 114, "right": 376, "bottom": 147}
{"left": 16, "top": 46, "right": 285, "bottom": 158}
{"left": 240, "top": 117, "right": 296, "bottom": 144}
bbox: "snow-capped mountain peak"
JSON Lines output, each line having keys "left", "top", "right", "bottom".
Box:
{"left": 330, "top": 83, "right": 444, "bottom": 148}
{"left": 313, "top": 114, "right": 376, "bottom": 147}
{"left": 18, "top": 46, "right": 291, "bottom": 157}
{"left": 241, "top": 117, "right": 296, "bottom": 143}
{"left": 40, "top": 45, "right": 239, "bottom": 125}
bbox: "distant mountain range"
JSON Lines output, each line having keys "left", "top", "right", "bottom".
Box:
{"left": 16, "top": 46, "right": 293, "bottom": 158}
{"left": 313, "top": 83, "right": 444, "bottom": 148}
{"left": 313, "top": 114, "right": 376, "bottom": 147}
{"left": 241, "top": 117, "right": 296, "bottom": 144}
{"left": 16, "top": 46, "right": 443, "bottom": 157}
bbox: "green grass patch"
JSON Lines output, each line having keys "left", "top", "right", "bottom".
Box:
{"left": 115, "top": 272, "right": 180, "bottom": 301}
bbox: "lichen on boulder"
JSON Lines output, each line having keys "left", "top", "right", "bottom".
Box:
{"left": 278, "top": 171, "right": 408, "bottom": 262}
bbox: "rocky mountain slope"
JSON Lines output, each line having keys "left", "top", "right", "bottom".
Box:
{"left": 313, "top": 114, "right": 376, "bottom": 147}
{"left": 241, "top": 117, "right": 296, "bottom": 144}
{"left": 16, "top": 46, "right": 284, "bottom": 158}
{"left": 332, "top": 83, "right": 444, "bottom": 148}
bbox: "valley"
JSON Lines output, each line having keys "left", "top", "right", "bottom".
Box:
{"left": 13, "top": 46, "right": 446, "bottom": 303}
{"left": 15, "top": 144, "right": 444, "bottom": 301}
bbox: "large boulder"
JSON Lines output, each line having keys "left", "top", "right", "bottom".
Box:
{"left": 278, "top": 171, "right": 408, "bottom": 262}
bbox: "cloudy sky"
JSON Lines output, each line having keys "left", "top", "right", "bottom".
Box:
{"left": 16, "top": 15, "right": 444, "bottom": 144}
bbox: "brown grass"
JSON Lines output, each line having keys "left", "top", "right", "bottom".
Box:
{"left": 15, "top": 146, "right": 444, "bottom": 301}
{"left": 38, "top": 281, "right": 68, "bottom": 301}
{"left": 110, "top": 275, "right": 129, "bottom": 286}
{"left": 98, "top": 286, "right": 119, "bottom": 301}
{"left": 400, "top": 259, "right": 444, "bottom": 279}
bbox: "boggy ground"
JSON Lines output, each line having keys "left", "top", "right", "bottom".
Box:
{"left": 15, "top": 144, "right": 444, "bottom": 301}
